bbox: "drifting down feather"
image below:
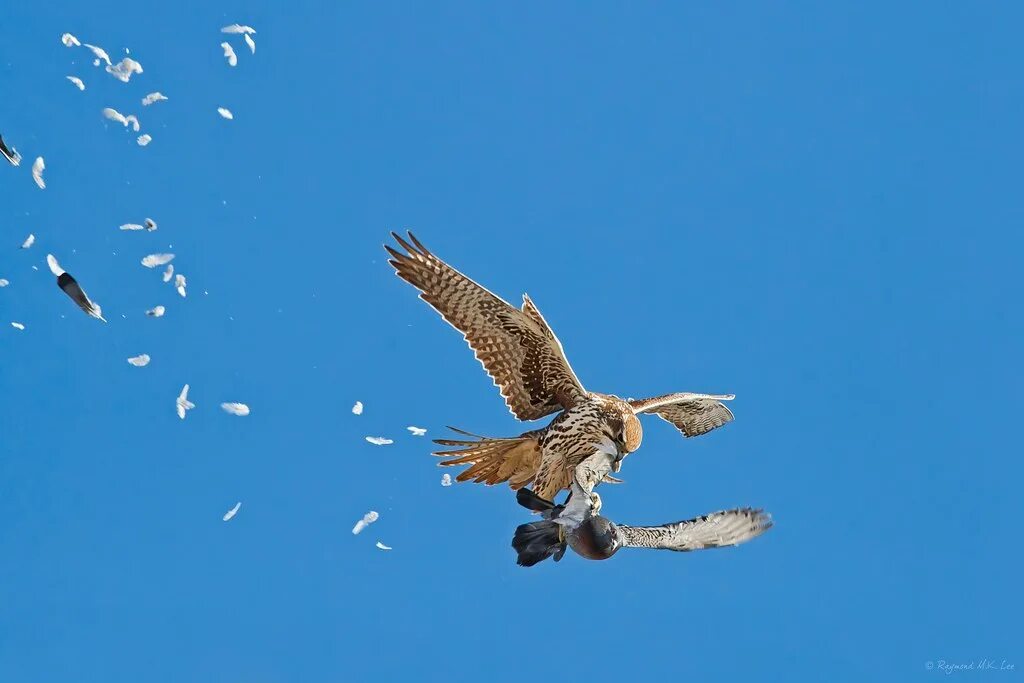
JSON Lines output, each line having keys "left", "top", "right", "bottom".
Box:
{"left": 352, "top": 511, "right": 378, "bottom": 535}
{"left": 83, "top": 43, "right": 111, "bottom": 65}
{"left": 221, "top": 42, "right": 237, "bottom": 67}
{"left": 142, "top": 253, "right": 174, "bottom": 268}
{"left": 223, "top": 502, "right": 241, "bottom": 521}
{"left": 141, "top": 92, "right": 168, "bottom": 106}
{"left": 176, "top": 384, "right": 195, "bottom": 420}
{"left": 32, "top": 157, "right": 45, "bottom": 189}
{"left": 221, "top": 403, "right": 250, "bottom": 416}
{"left": 221, "top": 24, "right": 256, "bottom": 34}
{"left": 105, "top": 57, "right": 143, "bottom": 83}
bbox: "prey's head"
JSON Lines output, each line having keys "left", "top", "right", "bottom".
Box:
{"left": 569, "top": 516, "right": 623, "bottom": 561}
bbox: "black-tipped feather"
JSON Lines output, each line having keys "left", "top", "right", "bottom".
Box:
{"left": 516, "top": 488, "right": 557, "bottom": 513}
{"left": 512, "top": 520, "right": 566, "bottom": 567}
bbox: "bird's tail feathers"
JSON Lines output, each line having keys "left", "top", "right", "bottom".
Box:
{"left": 512, "top": 520, "right": 566, "bottom": 567}
{"left": 432, "top": 428, "right": 541, "bottom": 489}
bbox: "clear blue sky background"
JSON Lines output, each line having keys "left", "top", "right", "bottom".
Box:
{"left": 1, "top": 2, "right": 1020, "bottom": 681}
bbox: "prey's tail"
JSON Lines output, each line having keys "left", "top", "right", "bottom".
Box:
{"left": 432, "top": 427, "right": 542, "bottom": 489}
{"left": 512, "top": 519, "right": 566, "bottom": 567}
{"left": 516, "top": 487, "right": 557, "bottom": 512}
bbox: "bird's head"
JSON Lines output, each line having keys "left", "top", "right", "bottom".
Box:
{"left": 570, "top": 516, "right": 622, "bottom": 560}
{"left": 622, "top": 412, "right": 643, "bottom": 453}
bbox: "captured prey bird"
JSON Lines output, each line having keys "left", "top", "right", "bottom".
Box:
{"left": 386, "top": 232, "right": 736, "bottom": 501}
{"left": 512, "top": 449, "right": 772, "bottom": 566}
{"left": 46, "top": 254, "right": 106, "bottom": 322}
{"left": 0, "top": 134, "right": 22, "bottom": 166}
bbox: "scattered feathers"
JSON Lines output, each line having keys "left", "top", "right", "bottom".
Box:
{"left": 61, "top": 33, "right": 81, "bottom": 47}
{"left": 145, "top": 305, "right": 165, "bottom": 317}
{"left": 141, "top": 253, "right": 174, "bottom": 268}
{"left": 244, "top": 34, "right": 256, "bottom": 54}
{"left": 221, "top": 42, "right": 237, "bottom": 67}
{"left": 141, "top": 92, "right": 168, "bottom": 106}
{"left": 105, "top": 57, "right": 143, "bottom": 83}
{"left": 217, "top": 107, "right": 233, "bottom": 120}
{"left": 137, "top": 134, "right": 152, "bottom": 146}
{"left": 47, "top": 254, "right": 106, "bottom": 322}
{"left": 176, "top": 384, "right": 195, "bottom": 420}
{"left": 32, "top": 157, "right": 45, "bottom": 189}
{"left": 351, "top": 511, "right": 379, "bottom": 535}
{"left": 351, "top": 401, "right": 363, "bottom": 415}
{"left": 223, "top": 502, "right": 241, "bottom": 521}
{"left": 21, "top": 234, "right": 35, "bottom": 249}
{"left": 407, "top": 426, "right": 427, "bottom": 436}
{"left": 127, "top": 354, "right": 151, "bottom": 367}
{"left": 221, "top": 24, "right": 256, "bottom": 34}
{"left": 375, "top": 542, "right": 392, "bottom": 551}
{"left": 441, "top": 473, "right": 452, "bottom": 487}
{"left": 66, "top": 76, "right": 85, "bottom": 91}
{"left": 365, "top": 436, "right": 393, "bottom": 446}
{"left": 221, "top": 402, "right": 250, "bottom": 416}
{"left": 11, "top": 322, "right": 25, "bottom": 330}
{"left": 83, "top": 43, "right": 111, "bottom": 66}
{"left": 0, "top": 134, "right": 21, "bottom": 166}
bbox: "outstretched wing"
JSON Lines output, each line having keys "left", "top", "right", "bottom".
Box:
{"left": 629, "top": 392, "right": 735, "bottom": 437}
{"left": 617, "top": 508, "right": 772, "bottom": 551}
{"left": 387, "top": 232, "right": 586, "bottom": 420}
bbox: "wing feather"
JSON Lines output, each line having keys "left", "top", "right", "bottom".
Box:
{"left": 630, "top": 392, "right": 735, "bottom": 437}
{"left": 617, "top": 508, "right": 772, "bottom": 551}
{"left": 387, "top": 232, "right": 586, "bottom": 420}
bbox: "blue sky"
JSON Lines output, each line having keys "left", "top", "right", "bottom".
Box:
{"left": 1, "top": 2, "right": 1020, "bottom": 681}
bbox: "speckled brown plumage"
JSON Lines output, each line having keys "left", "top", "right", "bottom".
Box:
{"left": 388, "top": 232, "right": 736, "bottom": 499}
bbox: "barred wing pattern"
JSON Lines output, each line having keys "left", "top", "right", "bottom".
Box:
{"left": 630, "top": 392, "right": 735, "bottom": 437}
{"left": 618, "top": 508, "right": 772, "bottom": 551}
{"left": 387, "top": 232, "right": 587, "bottom": 421}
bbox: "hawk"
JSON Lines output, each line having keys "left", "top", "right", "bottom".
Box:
{"left": 512, "top": 449, "right": 772, "bottom": 566}
{"left": 386, "top": 232, "right": 735, "bottom": 501}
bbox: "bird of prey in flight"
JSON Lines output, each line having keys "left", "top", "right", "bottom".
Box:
{"left": 512, "top": 449, "right": 772, "bottom": 566}
{"left": 386, "top": 232, "right": 735, "bottom": 501}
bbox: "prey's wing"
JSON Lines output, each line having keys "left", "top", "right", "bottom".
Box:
{"left": 630, "top": 392, "right": 735, "bottom": 438}
{"left": 617, "top": 508, "right": 772, "bottom": 551}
